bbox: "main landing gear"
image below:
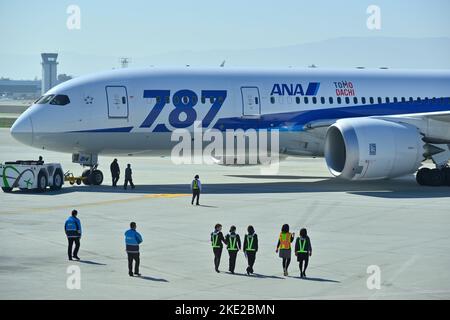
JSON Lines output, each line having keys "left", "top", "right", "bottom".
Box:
{"left": 72, "top": 153, "right": 103, "bottom": 186}
{"left": 416, "top": 143, "right": 450, "bottom": 186}
{"left": 416, "top": 167, "right": 450, "bottom": 186}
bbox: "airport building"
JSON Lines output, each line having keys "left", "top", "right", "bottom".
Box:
{"left": 0, "top": 78, "right": 41, "bottom": 99}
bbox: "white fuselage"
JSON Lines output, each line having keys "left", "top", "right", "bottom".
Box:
{"left": 10, "top": 67, "right": 450, "bottom": 165}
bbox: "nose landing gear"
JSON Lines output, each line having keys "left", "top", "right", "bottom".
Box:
{"left": 81, "top": 167, "right": 104, "bottom": 186}
{"left": 72, "top": 153, "right": 103, "bottom": 186}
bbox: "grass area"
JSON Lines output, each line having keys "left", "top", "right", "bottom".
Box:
{"left": 0, "top": 118, "right": 16, "bottom": 128}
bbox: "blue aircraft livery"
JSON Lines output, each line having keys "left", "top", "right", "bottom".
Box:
{"left": 270, "top": 82, "right": 320, "bottom": 96}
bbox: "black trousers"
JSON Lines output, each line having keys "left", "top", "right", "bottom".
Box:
{"left": 246, "top": 251, "right": 256, "bottom": 273}
{"left": 124, "top": 178, "right": 135, "bottom": 189}
{"left": 213, "top": 248, "right": 222, "bottom": 270}
{"left": 112, "top": 175, "right": 119, "bottom": 187}
{"left": 67, "top": 237, "right": 80, "bottom": 259}
{"left": 192, "top": 189, "right": 200, "bottom": 205}
{"left": 127, "top": 252, "right": 140, "bottom": 274}
{"left": 298, "top": 254, "right": 309, "bottom": 274}
{"left": 228, "top": 250, "right": 238, "bottom": 273}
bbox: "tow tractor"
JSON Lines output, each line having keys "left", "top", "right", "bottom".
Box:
{"left": 0, "top": 160, "right": 64, "bottom": 193}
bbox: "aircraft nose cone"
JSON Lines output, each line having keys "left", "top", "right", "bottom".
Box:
{"left": 10, "top": 114, "right": 33, "bottom": 146}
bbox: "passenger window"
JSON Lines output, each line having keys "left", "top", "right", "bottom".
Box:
{"left": 353, "top": 97, "right": 358, "bottom": 104}
{"left": 270, "top": 97, "right": 275, "bottom": 104}
{"left": 409, "top": 97, "right": 414, "bottom": 103}
{"left": 320, "top": 97, "right": 325, "bottom": 104}
{"left": 304, "top": 97, "right": 309, "bottom": 104}
{"left": 121, "top": 97, "right": 126, "bottom": 104}
{"left": 401, "top": 97, "right": 406, "bottom": 103}
{"left": 329, "top": 97, "right": 334, "bottom": 104}
{"left": 361, "top": 97, "right": 366, "bottom": 104}
{"left": 345, "top": 97, "right": 350, "bottom": 104}
{"left": 369, "top": 97, "right": 374, "bottom": 104}
{"left": 36, "top": 94, "right": 55, "bottom": 104}
{"left": 201, "top": 96, "right": 206, "bottom": 104}
{"left": 377, "top": 97, "right": 382, "bottom": 104}
{"left": 49, "top": 95, "right": 70, "bottom": 106}
{"left": 255, "top": 97, "right": 259, "bottom": 105}
{"left": 295, "top": 97, "right": 300, "bottom": 104}
{"left": 386, "top": 97, "right": 390, "bottom": 103}
{"left": 312, "top": 97, "right": 317, "bottom": 104}
{"left": 337, "top": 97, "right": 342, "bottom": 104}
{"left": 165, "top": 96, "right": 170, "bottom": 104}
{"left": 393, "top": 97, "right": 398, "bottom": 103}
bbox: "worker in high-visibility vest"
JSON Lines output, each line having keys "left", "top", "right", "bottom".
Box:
{"left": 243, "top": 225, "right": 258, "bottom": 276}
{"left": 210, "top": 223, "right": 226, "bottom": 273}
{"left": 276, "top": 224, "right": 295, "bottom": 276}
{"left": 191, "top": 175, "right": 202, "bottom": 205}
{"left": 295, "top": 228, "right": 312, "bottom": 278}
{"left": 225, "top": 225, "right": 241, "bottom": 274}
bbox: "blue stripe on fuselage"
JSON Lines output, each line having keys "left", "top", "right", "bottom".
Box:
{"left": 211, "top": 99, "right": 450, "bottom": 131}
{"left": 68, "top": 126, "right": 134, "bottom": 133}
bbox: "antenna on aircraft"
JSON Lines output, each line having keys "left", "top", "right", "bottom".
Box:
{"left": 308, "top": 64, "right": 317, "bottom": 68}
{"left": 119, "top": 57, "right": 131, "bottom": 68}
{"left": 220, "top": 60, "right": 226, "bottom": 67}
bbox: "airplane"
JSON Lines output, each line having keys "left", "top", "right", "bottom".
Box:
{"left": 9, "top": 67, "right": 450, "bottom": 187}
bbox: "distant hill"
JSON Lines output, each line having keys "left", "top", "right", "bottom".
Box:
{"left": 1, "top": 37, "right": 449, "bottom": 79}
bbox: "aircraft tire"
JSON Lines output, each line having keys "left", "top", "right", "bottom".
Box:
{"left": 89, "top": 170, "right": 103, "bottom": 186}
{"left": 82, "top": 170, "right": 91, "bottom": 185}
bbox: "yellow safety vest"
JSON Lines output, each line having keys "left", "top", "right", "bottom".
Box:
{"left": 193, "top": 180, "right": 199, "bottom": 190}
{"left": 279, "top": 232, "right": 291, "bottom": 250}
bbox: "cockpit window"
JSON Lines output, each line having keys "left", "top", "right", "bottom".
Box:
{"left": 35, "top": 95, "right": 55, "bottom": 104}
{"left": 49, "top": 95, "right": 70, "bottom": 106}
{"left": 35, "top": 94, "right": 70, "bottom": 105}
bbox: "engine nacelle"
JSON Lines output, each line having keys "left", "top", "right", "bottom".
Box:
{"left": 324, "top": 118, "right": 425, "bottom": 180}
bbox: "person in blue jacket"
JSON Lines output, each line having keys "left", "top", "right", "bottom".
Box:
{"left": 125, "top": 222, "right": 143, "bottom": 277}
{"left": 64, "top": 209, "right": 82, "bottom": 261}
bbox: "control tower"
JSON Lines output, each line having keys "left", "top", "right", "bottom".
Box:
{"left": 41, "top": 53, "right": 58, "bottom": 94}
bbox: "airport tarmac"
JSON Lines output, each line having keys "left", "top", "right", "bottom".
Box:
{"left": 0, "top": 128, "right": 450, "bottom": 300}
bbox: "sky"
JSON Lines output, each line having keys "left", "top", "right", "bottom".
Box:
{"left": 1, "top": 0, "right": 450, "bottom": 79}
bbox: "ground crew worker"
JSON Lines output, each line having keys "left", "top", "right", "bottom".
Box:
{"left": 64, "top": 209, "right": 82, "bottom": 261}
{"left": 276, "top": 224, "right": 294, "bottom": 276}
{"left": 124, "top": 164, "right": 135, "bottom": 190}
{"left": 37, "top": 156, "right": 44, "bottom": 164}
{"left": 211, "top": 223, "right": 226, "bottom": 273}
{"left": 295, "top": 228, "right": 312, "bottom": 278}
{"left": 225, "top": 226, "right": 241, "bottom": 274}
{"left": 110, "top": 158, "right": 120, "bottom": 187}
{"left": 125, "top": 222, "right": 143, "bottom": 277}
{"left": 243, "top": 225, "right": 258, "bottom": 275}
{"left": 191, "top": 175, "right": 201, "bottom": 205}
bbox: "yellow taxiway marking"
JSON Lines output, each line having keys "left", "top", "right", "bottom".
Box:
{"left": 0, "top": 193, "right": 190, "bottom": 215}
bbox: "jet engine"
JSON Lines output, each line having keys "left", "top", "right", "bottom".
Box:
{"left": 324, "top": 118, "right": 425, "bottom": 180}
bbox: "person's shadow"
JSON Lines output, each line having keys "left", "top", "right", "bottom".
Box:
{"left": 226, "top": 272, "right": 284, "bottom": 280}
{"left": 291, "top": 276, "right": 340, "bottom": 283}
{"left": 77, "top": 260, "right": 107, "bottom": 266}
{"left": 138, "top": 275, "right": 169, "bottom": 282}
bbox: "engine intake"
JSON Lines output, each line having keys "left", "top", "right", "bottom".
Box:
{"left": 324, "top": 118, "right": 425, "bottom": 180}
